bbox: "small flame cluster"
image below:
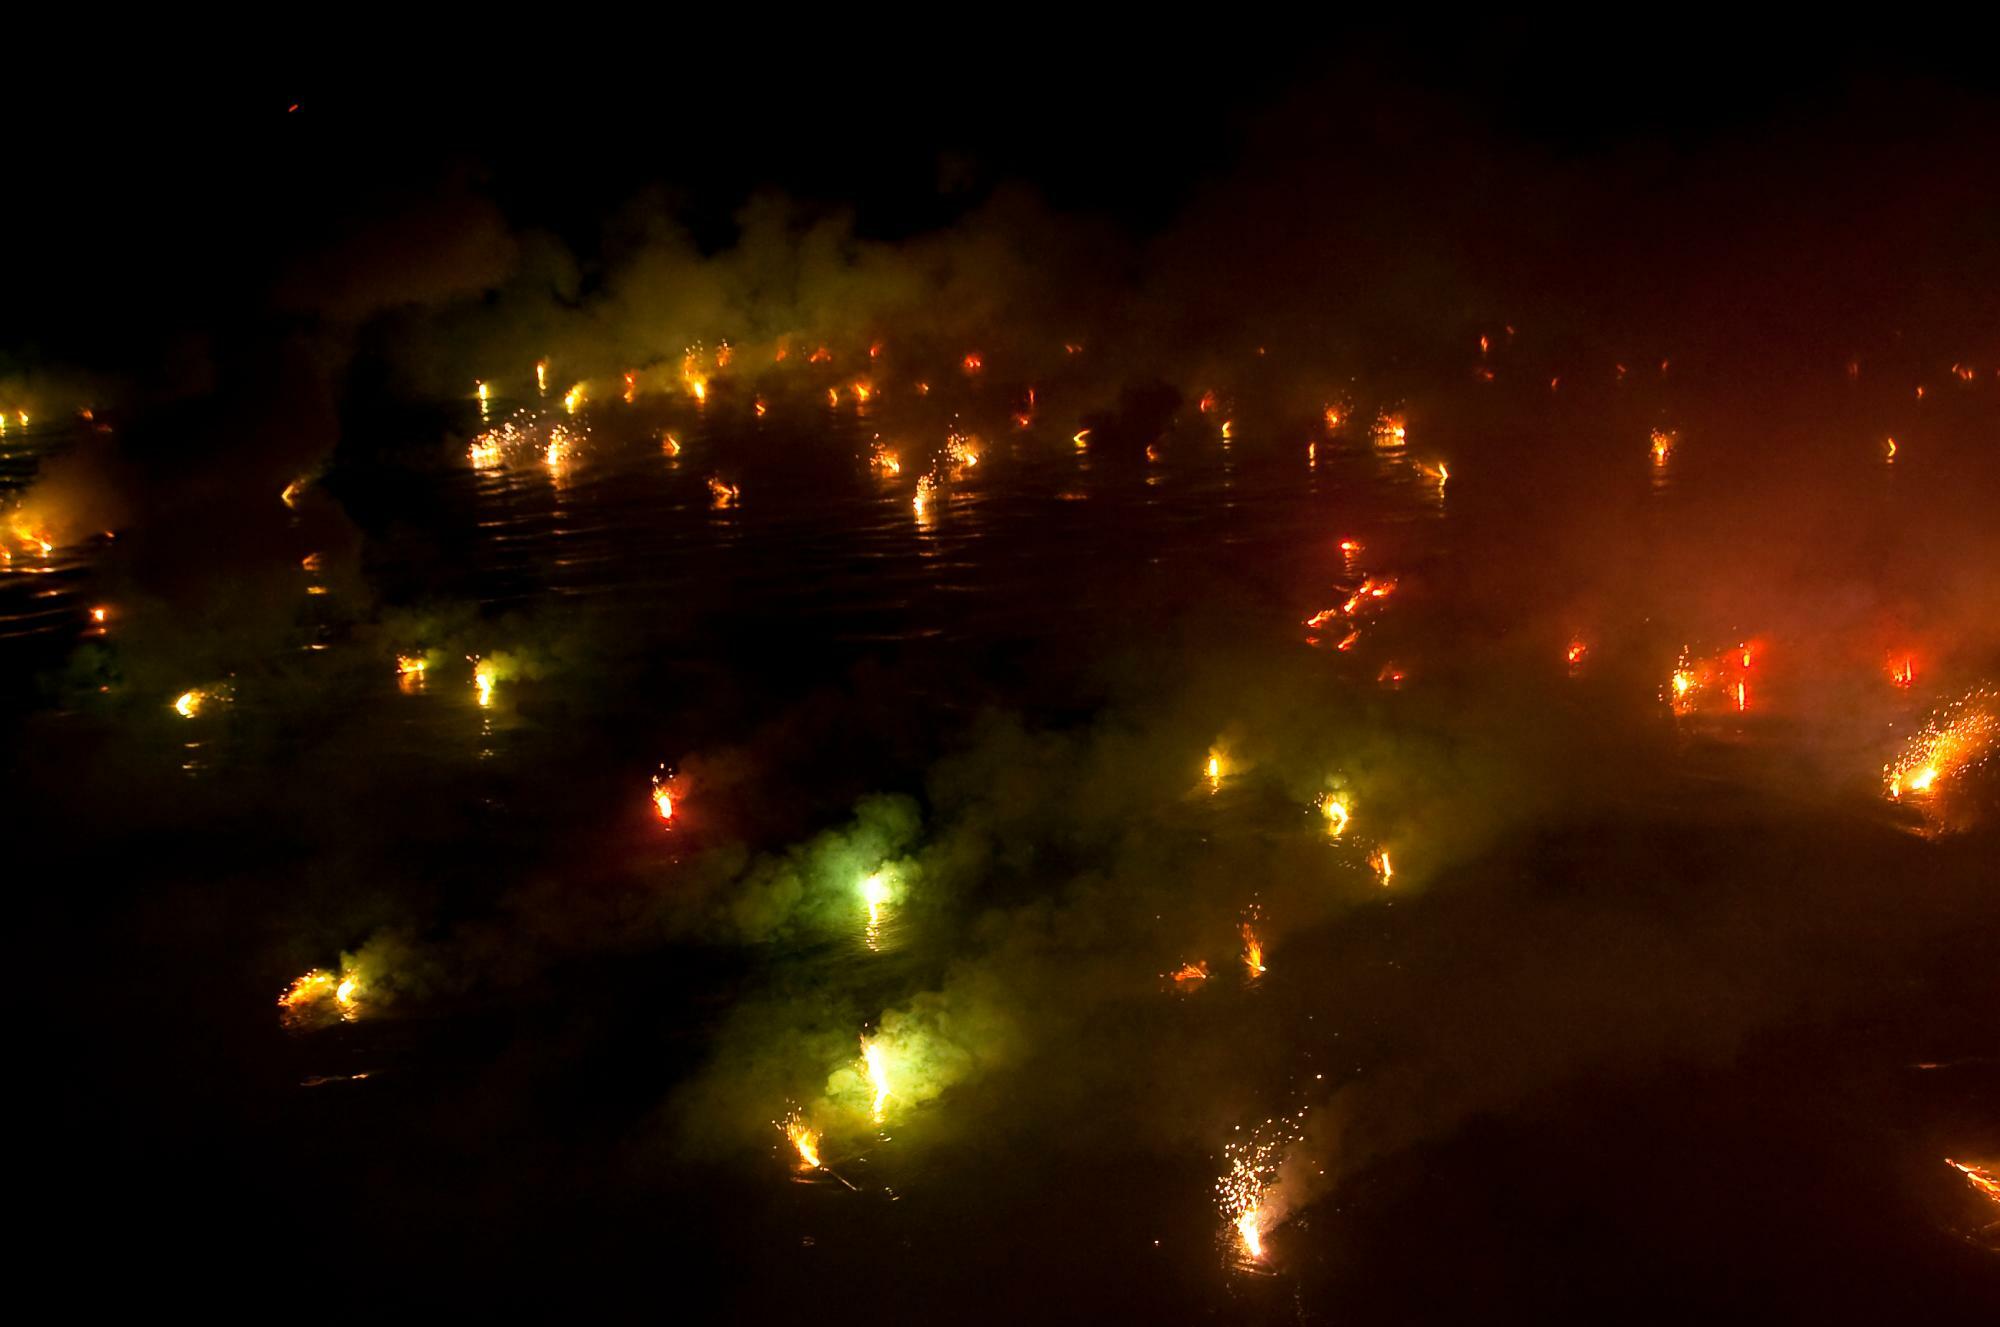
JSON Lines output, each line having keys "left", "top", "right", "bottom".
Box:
{"left": 1666, "top": 641, "right": 1758, "bottom": 716}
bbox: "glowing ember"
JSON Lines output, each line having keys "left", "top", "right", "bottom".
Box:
{"left": 1884, "top": 686, "right": 1996, "bottom": 800}
{"left": 1566, "top": 638, "right": 1588, "bottom": 669}
{"left": 1317, "top": 794, "right": 1351, "bottom": 836}
{"left": 280, "top": 478, "right": 306, "bottom": 508}
{"left": 395, "top": 654, "right": 427, "bottom": 690}
{"left": 1072, "top": 428, "right": 1091, "bottom": 451}
{"left": 173, "top": 689, "right": 206, "bottom": 719}
{"left": 1885, "top": 436, "right": 1897, "bottom": 462}
{"left": 860, "top": 1036, "right": 891, "bottom": 1124}
{"left": 90, "top": 605, "right": 108, "bottom": 624}
{"left": 1372, "top": 412, "right": 1407, "bottom": 447}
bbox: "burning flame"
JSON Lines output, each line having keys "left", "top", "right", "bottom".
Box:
{"left": 1566, "top": 638, "right": 1588, "bottom": 670}
{"left": 662, "top": 432, "right": 682, "bottom": 458}
{"left": 535, "top": 359, "right": 548, "bottom": 395}
{"left": 280, "top": 478, "right": 306, "bottom": 508}
{"left": 651, "top": 774, "right": 676, "bottom": 824}
{"left": 1372, "top": 412, "right": 1407, "bottom": 447}
{"left": 396, "top": 654, "right": 427, "bottom": 691}
{"left": 1370, "top": 848, "right": 1393, "bottom": 886}
{"left": 912, "top": 474, "right": 938, "bottom": 518}
{"left": 1885, "top": 436, "right": 1897, "bottom": 462}
{"left": 708, "top": 477, "right": 741, "bottom": 509}
{"left": 1650, "top": 428, "right": 1677, "bottom": 464}
{"left": 1169, "top": 961, "right": 1209, "bottom": 983}
{"left": 1072, "top": 428, "right": 1091, "bottom": 451}
{"left": 1890, "top": 655, "right": 1915, "bottom": 688}
{"left": 173, "top": 689, "right": 206, "bottom": 718}
{"left": 472, "top": 658, "right": 497, "bottom": 708}
{"left": 1205, "top": 750, "right": 1225, "bottom": 793}
{"left": 563, "top": 384, "right": 585, "bottom": 415}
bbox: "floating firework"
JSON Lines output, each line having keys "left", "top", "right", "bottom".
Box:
{"left": 1370, "top": 848, "right": 1393, "bottom": 886}
{"left": 535, "top": 359, "right": 548, "bottom": 395}
{"left": 1566, "top": 638, "right": 1588, "bottom": 672}
{"left": 651, "top": 770, "right": 677, "bottom": 824}
{"left": 1317, "top": 793, "right": 1351, "bottom": 837}
{"left": 1889, "top": 654, "right": 1916, "bottom": 688}
{"left": 1884, "top": 686, "right": 1997, "bottom": 800}
{"left": 1217, "top": 1112, "right": 1308, "bottom": 1263}
{"left": 562, "top": 383, "right": 585, "bottom": 415}
{"left": 944, "top": 431, "right": 980, "bottom": 472}
{"left": 1650, "top": 427, "right": 1677, "bottom": 464}
{"left": 1371, "top": 411, "right": 1407, "bottom": 448}
{"left": 869, "top": 439, "right": 901, "bottom": 475}
{"left": 1240, "top": 920, "right": 1266, "bottom": 978}
{"left": 860, "top": 870, "right": 892, "bottom": 949}
{"left": 913, "top": 474, "right": 938, "bottom": 518}
{"left": 1947, "top": 1158, "right": 2000, "bottom": 1206}
{"left": 782, "top": 1109, "right": 822, "bottom": 1170}
{"left": 1205, "top": 749, "right": 1227, "bottom": 793}
{"left": 472, "top": 657, "right": 498, "bottom": 707}
{"left": 395, "top": 654, "right": 428, "bottom": 692}
{"left": 278, "top": 967, "right": 362, "bottom": 1028}
{"left": 173, "top": 689, "right": 206, "bottom": 718}
{"left": 860, "top": 1036, "right": 892, "bottom": 1124}
{"left": 1169, "top": 961, "right": 1210, "bottom": 984}
{"left": 708, "top": 476, "right": 742, "bottom": 509}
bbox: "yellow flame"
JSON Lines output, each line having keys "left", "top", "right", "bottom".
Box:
{"left": 1205, "top": 751, "right": 1224, "bottom": 792}
{"left": 1948, "top": 1158, "right": 2000, "bottom": 1205}
{"left": 535, "top": 359, "right": 548, "bottom": 395}
{"left": 861, "top": 1037, "right": 891, "bottom": 1123}
{"left": 563, "top": 384, "right": 585, "bottom": 415}
{"left": 473, "top": 658, "right": 497, "bottom": 707}
{"left": 173, "top": 689, "right": 205, "bottom": 719}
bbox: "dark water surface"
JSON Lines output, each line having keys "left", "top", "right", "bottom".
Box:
{"left": 13, "top": 378, "right": 1998, "bottom": 1318}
